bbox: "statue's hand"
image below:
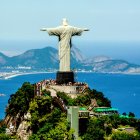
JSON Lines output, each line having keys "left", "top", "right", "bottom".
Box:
{"left": 40, "top": 28, "right": 47, "bottom": 31}
{"left": 84, "top": 28, "right": 89, "bottom": 31}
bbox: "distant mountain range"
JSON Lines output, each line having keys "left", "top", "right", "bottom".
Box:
{"left": 0, "top": 46, "right": 140, "bottom": 74}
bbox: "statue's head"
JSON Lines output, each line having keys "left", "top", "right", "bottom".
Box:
{"left": 62, "top": 18, "right": 68, "bottom": 26}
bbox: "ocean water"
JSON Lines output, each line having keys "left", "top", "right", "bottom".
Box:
{"left": 0, "top": 72, "right": 140, "bottom": 119}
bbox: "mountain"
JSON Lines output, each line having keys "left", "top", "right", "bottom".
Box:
{"left": 85, "top": 56, "right": 111, "bottom": 63}
{"left": 83, "top": 56, "right": 140, "bottom": 73}
{"left": 8, "top": 47, "right": 59, "bottom": 69}
{"left": 0, "top": 52, "right": 9, "bottom": 65}
{"left": 71, "top": 47, "right": 85, "bottom": 62}
{"left": 91, "top": 59, "right": 139, "bottom": 73}
{"left": 0, "top": 46, "right": 85, "bottom": 70}
{"left": 0, "top": 46, "right": 140, "bottom": 74}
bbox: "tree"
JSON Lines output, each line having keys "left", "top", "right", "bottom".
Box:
{"left": 129, "top": 112, "right": 135, "bottom": 118}
{"left": 6, "top": 82, "right": 34, "bottom": 116}
{"left": 44, "top": 116, "right": 74, "bottom": 140}
{"left": 122, "top": 112, "right": 127, "bottom": 116}
{"left": 75, "top": 94, "right": 90, "bottom": 106}
{"left": 0, "top": 121, "right": 6, "bottom": 134}
{"left": 29, "top": 114, "right": 74, "bottom": 140}
{"left": 57, "top": 92, "right": 75, "bottom": 106}
{"left": 42, "top": 89, "right": 51, "bottom": 96}
{"left": 0, "top": 133, "right": 10, "bottom": 140}
{"left": 111, "top": 131, "right": 140, "bottom": 140}
{"left": 82, "top": 117, "right": 105, "bottom": 140}
{"left": 29, "top": 96, "right": 52, "bottom": 133}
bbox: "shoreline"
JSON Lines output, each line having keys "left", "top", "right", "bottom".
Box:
{"left": 0, "top": 71, "right": 55, "bottom": 80}
{"left": 1, "top": 71, "right": 140, "bottom": 80}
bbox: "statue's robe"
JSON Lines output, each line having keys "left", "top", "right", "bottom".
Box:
{"left": 46, "top": 25, "right": 84, "bottom": 72}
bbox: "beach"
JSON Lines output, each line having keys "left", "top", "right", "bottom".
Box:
{"left": 0, "top": 71, "right": 56, "bottom": 80}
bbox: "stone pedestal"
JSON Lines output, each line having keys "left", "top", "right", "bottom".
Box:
{"left": 56, "top": 71, "right": 74, "bottom": 84}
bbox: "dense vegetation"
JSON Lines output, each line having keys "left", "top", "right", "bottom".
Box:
{"left": 57, "top": 89, "right": 111, "bottom": 107}
{"left": 81, "top": 115, "right": 140, "bottom": 140}
{"left": 1, "top": 82, "right": 140, "bottom": 140}
{"left": 6, "top": 82, "right": 34, "bottom": 117}
{"left": 0, "top": 121, "right": 10, "bottom": 140}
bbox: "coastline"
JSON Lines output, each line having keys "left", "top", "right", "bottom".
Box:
{"left": 1, "top": 71, "right": 140, "bottom": 80}
{"left": 0, "top": 71, "right": 55, "bottom": 80}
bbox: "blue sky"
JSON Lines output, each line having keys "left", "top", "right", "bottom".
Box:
{"left": 0, "top": 0, "right": 140, "bottom": 64}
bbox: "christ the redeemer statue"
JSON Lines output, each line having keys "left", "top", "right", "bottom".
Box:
{"left": 41, "top": 18, "right": 89, "bottom": 72}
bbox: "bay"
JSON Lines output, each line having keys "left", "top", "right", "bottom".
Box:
{"left": 0, "top": 72, "right": 140, "bottom": 119}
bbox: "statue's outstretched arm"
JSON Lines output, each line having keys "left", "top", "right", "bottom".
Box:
{"left": 40, "top": 28, "right": 47, "bottom": 31}
{"left": 83, "top": 28, "right": 89, "bottom": 31}
{"left": 40, "top": 27, "right": 61, "bottom": 36}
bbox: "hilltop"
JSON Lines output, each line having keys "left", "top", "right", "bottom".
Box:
{"left": 0, "top": 82, "right": 140, "bottom": 139}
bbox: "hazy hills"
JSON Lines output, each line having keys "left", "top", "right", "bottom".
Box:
{"left": 0, "top": 46, "right": 140, "bottom": 74}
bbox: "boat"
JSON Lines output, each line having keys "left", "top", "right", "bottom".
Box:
{"left": 0, "top": 93, "right": 6, "bottom": 96}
